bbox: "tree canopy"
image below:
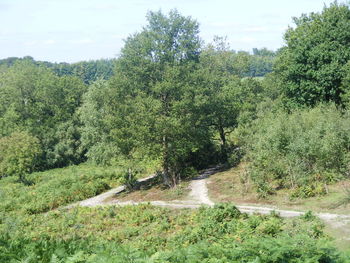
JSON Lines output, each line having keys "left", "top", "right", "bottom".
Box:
{"left": 275, "top": 2, "right": 350, "bottom": 106}
{"left": 0, "top": 61, "right": 87, "bottom": 168}
{"left": 81, "top": 10, "right": 205, "bottom": 186}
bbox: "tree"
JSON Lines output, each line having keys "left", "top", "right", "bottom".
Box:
{"left": 340, "top": 61, "right": 350, "bottom": 106}
{"left": 196, "top": 38, "right": 262, "bottom": 161}
{"left": 249, "top": 48, "right": 276, "bottom": 77}
{"left": 0, "top": 61, "right": 87, "bottom": 168}
{"left": 0, "top": 131, "right": 41, "bottom": 184}
{"left": 79, "top": 79, "right": 122, "bottom": 165}
{"left": 243, "top": 104, "right": 350, "bottom": 197}
{"left": 275, "top": 2, "right": 350, "bottom": 106}
{"left": 0, "top": 56, "right": 116, "bottom": 85}
{"left": 81, "top": 10, "right": 204, "bottom": 186}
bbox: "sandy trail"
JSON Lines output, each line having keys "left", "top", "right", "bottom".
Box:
{"left": 68, "top": 167, "right": 350, "bottom": 230}
{"left": 66, "top": 174, "right": 157, "bottom": 208}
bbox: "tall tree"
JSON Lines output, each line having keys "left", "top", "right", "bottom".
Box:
{"left": 115, "top": 10, "right": 203, "bottom": 186}
{"left": 275, "top": 2, "right": 350, "bottom": 106}
{"left": 81, "top": 10, "right": 204, "bottom": 186}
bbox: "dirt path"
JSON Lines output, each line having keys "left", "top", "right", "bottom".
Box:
{"left": 69, "top": 168, "right": 350, "bottom": 225}
{"left": 66, "top": 174, "right": 157, "bottom": 208}
{"left": 187, "top": 167, "right": 217, "bottom": 206}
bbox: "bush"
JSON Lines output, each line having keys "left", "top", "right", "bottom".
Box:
{"left": 243, "top": 104, "right": 350, "bottom": 197}
{"left": 120, "top": 168, "right": 139, "bottom": 191}
{"left": 0, "top": 131, "right": 41, "bottom": 183}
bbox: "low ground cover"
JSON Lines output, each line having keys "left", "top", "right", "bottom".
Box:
{"left": 1, "top": 203, "right": 347, "bottom": 262}
{"left": 0, "top": 164, "right": 123, "bottom": 216}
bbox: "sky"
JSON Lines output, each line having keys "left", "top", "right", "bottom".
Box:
{"left": 0, "top": 0, "right": 337, "bottom": 63}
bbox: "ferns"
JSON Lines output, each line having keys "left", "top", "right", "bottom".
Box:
{"left": 1, "top": 204, "right": 347, "bottom": 262}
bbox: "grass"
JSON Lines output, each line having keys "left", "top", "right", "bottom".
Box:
{"left": 208, "top": 162, "right": 350, "bottom": 215}
{"left": 324, "top": 220, "right": 350, "bottom": 252}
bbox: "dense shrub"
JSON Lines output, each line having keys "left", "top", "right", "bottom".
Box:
{"left": 243, "top": 104, "right": 350, "bottom": 197}
{"left": 0, "top": 131, "right": 41, "bottom": 183}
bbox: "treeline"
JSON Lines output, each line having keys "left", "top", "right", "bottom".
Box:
{"left": 1, "top": 2, "right": 350, "bottom": 196}
{"left": 0, "top": 56, "right": 115, "bottom": 84}
{"left": 0, "top": 47, "right": 274, "bottom": 84}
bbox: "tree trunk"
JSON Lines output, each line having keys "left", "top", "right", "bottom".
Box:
{"left": 218, "top": 123, "right": 228, "bottom": 162}
{"left": 162, "top": 135, "right": 173, "bottom": 187}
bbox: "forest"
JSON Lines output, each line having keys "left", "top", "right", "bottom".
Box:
{"left": 1, "top": 2, "right": 350, "bottom": 262}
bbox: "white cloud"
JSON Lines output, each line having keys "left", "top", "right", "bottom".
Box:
{"left": 241, "top": 26, "right": 267, "bottom": 33}
{"left": 43, "top": 39, "right": 55, "bottom": 45}
{"left": 207, "top": 23, "right": 268, "bottom": 33}
{"left": 111, "top": 34, "right": 123, "bottom": 39}
{"left": 23, "top": 40, "right": 38, "bottom": 46}
{"left": 206, "top": 22, "right": 240, "bottom": 28}
{"left": 237, "top": 36, "right": 256, "bottom": 44}
{"left": 71, "top": 38, "right": 93, "bottom": 44}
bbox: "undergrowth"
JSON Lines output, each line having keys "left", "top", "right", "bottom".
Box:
{"left": 0, "top": 203, "right": 348, "bottom": 262}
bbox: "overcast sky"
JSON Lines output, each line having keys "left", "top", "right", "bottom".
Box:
{"left": 0, "top": 0, "right": 336, "bottom": 63}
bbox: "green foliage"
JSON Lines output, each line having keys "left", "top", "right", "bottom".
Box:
{"left": 248, "top": 48, "right": 276, "bottom": 77}
{"left": 78, "top": 80, "right": 119, "bottom": 165}
{"left": 0, "top": 56, "right": 115, "bottom": 85}
{"left": 332, "top": 187, "right": 350, "bottom": 208}
{"left": 120, "top": 169, "right": 138, "bottom": 191}
{"left": 0, "top": 61, "right": 87, "bottom": 169}
{"left": 195, "top": 38, "right": 263, "bottom": 162}
{"left": 0, "top": 164, "right": 121, "bottom": 216}
{"left": 0, "top": 204, "right": 346, "bottom": 262}
{"left": 1, "top": 5, "right": 350, "bottom": 261}
{"left": 341, "top": 61, "right": 350, "bottom": 106}
{"left": 50, "top": 118, "right": 86, "bottom": 167}
{"left": 275, "top": 2, "right": 350, "bottom": 106}
{"left": 56, "top": 59, "right": 115, "bottom": 85}
{"left": 0, "top": 131, "right": 41, "bottom": 182}
{"left": 243, "top": 104, "right": 350, "bottom": 197}
{"left": 80, "top": 10, "right": 209, "bottom": 186}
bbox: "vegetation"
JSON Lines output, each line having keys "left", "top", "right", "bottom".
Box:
{"left": 196, "top": 37, "right": 263, "bottom": 162}
{"left": 208, "top": 163, "right": 350, "bottom": 215}
{"left": 1, "top": 204, "right": 347, "bottom": 262}
{"left": 0, "top": 131, "right": 41, "bottom": 184}
{"left": 241, "top": 104, "right": 350, "bottom": 198}
{"left": 0, "top": 61, "right": 87, "bottom": 169}
{"left": 85, "top": 10, "right": 206, "bottom": 187}
{"left": 0, "top": 165, "right": 122, "bottom": 217}
{"left": 1, "top": 1, "right": 350, "bottom": 261}
{"left": 275, "top": 2, "right": 350, "bottom": 107}
{"left": 0, "top": 56, "right": 115, "bottom": 84}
